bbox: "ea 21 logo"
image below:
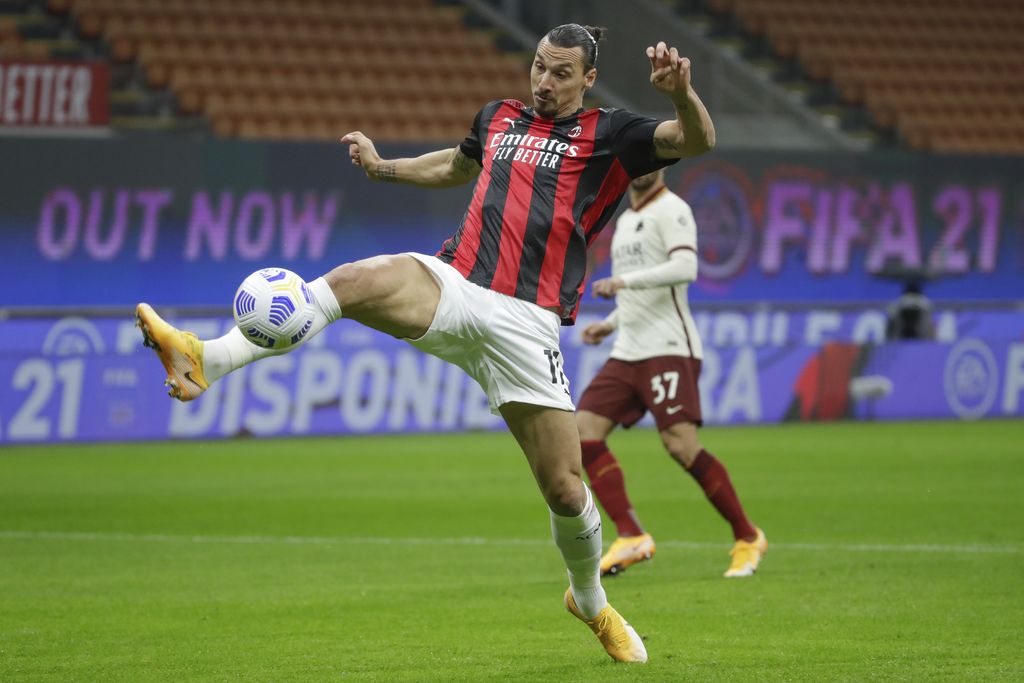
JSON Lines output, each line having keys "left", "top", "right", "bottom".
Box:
{"left": 2, "top": 317, "right": 101, "bottom": 441}
{"left": 943, "top": 338, "right": 998, "bottom": 419}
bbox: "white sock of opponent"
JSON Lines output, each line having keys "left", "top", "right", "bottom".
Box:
{"left": 550, "top": 483, "right": 607, "bottom": 620}
{"left": 203, "top": 276, "right": 342, "bottom": 382}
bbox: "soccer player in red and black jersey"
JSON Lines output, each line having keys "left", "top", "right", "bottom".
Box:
{"left": 136, "top": 24, "right": 714, "bottom": 663}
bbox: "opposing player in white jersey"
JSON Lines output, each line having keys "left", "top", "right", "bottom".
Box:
{"left": 576, "top": 168, "right": 767, "bottom": 578}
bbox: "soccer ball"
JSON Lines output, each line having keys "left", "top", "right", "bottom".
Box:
{"left": 233, "top": 268, "right": 316, "bottom": 350}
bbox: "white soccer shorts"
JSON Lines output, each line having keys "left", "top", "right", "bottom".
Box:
{"left": 404, "top": 252, "right": 574, "bottom": 414}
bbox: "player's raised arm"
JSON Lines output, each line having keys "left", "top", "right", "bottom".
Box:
{"left": 646, "top": 41, "right": 716, "bottom": 159}
{"left": 340, "top": 132, "right": 482, "bottom": 188}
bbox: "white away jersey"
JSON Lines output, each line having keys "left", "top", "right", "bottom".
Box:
{"left": 608, "top": 188, "right": 703, "bottom": 361}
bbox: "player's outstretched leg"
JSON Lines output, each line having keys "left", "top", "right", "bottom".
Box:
{"left": 136, "top": 273, "right": 342, "bottom": 401}
{"left": 138, "top": 255, "right": 439, "bottom": 401}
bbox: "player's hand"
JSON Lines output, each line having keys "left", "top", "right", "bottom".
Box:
{"left": 646, "top": 41, "right": 691, "bottom": 98}
{"left": 581, "top": 321, "right": 615, "bottom": 345}
{"left": 592, "top": 276, "right": 626, "bottom": 299}
{"left": 340, "top": 131, "right": 383, "bottom": 178}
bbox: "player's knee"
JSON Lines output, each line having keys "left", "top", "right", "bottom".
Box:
{"left": 324, "top": 256, "right": 396, "bottom": 306}
{"left": 323, "top": 262, "right": 361, "bottom": 304}
{"left": 542, "top": 475, "right": 585, "bottom": 516}
{"left": 576, "top": 410, "right": 613, "bottom": 441}
{"left": 666, "top": 439, "right": 701, "bottom": 468}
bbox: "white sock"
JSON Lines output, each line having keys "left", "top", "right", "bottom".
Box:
{"left": 550, "top": 484, "right": 607, "bottom": 620}
{"left": 203, "top": 276, "right": 342, "bottom": 383}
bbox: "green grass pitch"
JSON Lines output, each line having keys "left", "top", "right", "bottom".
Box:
{"left": 1, "top": 421, "right": 1022, "bottom": 681}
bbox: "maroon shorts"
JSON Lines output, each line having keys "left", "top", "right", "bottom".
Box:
{"left": 578, "top": 355, "right": 703, "bottom": 430}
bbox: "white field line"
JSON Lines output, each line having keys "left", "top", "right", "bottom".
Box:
{"left": 0, "top": 530, "right": 1019, "bottom": 555}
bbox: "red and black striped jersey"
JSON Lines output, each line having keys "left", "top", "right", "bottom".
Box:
{"left": 437, "top": 99, "right": 677, "bottom": 324}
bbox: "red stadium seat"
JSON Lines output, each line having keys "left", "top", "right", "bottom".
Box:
{"left": 730, "top": 0, "right": 1024, "bottom": 153}
{"left": 64, "top": 0, "right": 531, "bottom": 142}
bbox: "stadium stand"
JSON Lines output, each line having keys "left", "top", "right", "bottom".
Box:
{"left": 700, "top": 0, "right": 1024, "bottom": 154}
{"left": 61, "top": 0, "right": 533, "bottom": 141}
{"left": 1, "top": 0, "right": 185, "bottom": 128}
{"left": 0, "top": 0, "right": 84, "bottom": 60}
{"left": 3, "top": 0, "right": 1020, "bottom": 152}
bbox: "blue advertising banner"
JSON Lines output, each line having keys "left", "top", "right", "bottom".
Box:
{"left": 2, "top": 138, "right": 470, "bottom": 308}
{"left": 2, "top": 310, "right": 1022, "bottom": 444}
{"left": 1, "top": 137, "right": 1022, "bottom": 309}
{"left": 659, "top": 154, "right": 1024, "bottom": 303}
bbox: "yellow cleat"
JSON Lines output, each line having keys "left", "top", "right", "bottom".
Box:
{"left": 135, "top": 303, "right": 209, "bottom": 402}
{"left": 724, "top": 527, "right": 768, "bottom": 578}
{"left": 600, "top": 533, "right": 656, "bottom": 577}
{"left": 564, "top": 588, "right": 647, "bottom": 663}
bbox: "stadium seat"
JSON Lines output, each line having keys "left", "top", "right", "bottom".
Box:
{"left": 64, "top": 0, "right": 529, "bottom": 142}
{"left": 729, "top": 0, "right": 1024, "bottom": 153}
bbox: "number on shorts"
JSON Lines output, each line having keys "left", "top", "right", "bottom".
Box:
{"left": 650, "top": 371, "right": 679, "bottom": 405}
{"left": 544, "top": 349, "right": 570, "bottom": 395}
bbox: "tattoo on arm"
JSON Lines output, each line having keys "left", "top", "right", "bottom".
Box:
{"left": 377, "top": 161, "right": 398, "bottom": 183}
{"left": 654, "top": 136, "right": 682, "bottom": 152}
{"left": 452, "top": 150, "right": 480, "bottom": 178}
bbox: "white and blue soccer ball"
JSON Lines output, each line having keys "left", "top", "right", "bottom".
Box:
{"left": 233, "top": 268, "right": 316, "bottom": 350}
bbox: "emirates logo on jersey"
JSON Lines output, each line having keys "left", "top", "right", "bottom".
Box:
{"left": 489, "top": 132, "right": 579, "bottom": 157}
{"left": 488, "top": 131, "right": 580, "bottom": 169}
{"left": 568, "top": 125, "right": 583, "bottom": 138}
